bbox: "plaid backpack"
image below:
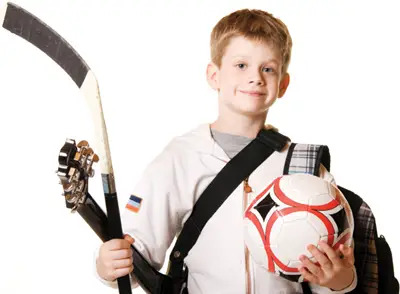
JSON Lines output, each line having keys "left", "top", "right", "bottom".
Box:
{"left": 284, "top": 143, "right": 399, "bottom": 293}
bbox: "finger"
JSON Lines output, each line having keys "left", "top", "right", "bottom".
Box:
{"left": 298, "top": 266, "right": 319, "bottom": 284}
{"left": 339, "top": 244, "right": 355, "bottom": 266}
{"left": 106, "top": 239, "right": 132, "bottom": 250}
{"left": 339, "top": 244, "right": 353, "bottom": 258}
{"left": 123, "top": 234, "right": 135, "bottom": 244}
{"left": 110, "top": 248, "right": 133, "bottom": 260}
{"left": 299, "top": 254, "right": 323, "bottom": 278}
{"left": 112, "top": 266, "right": 134, "bottom": 280}
{"left": 113, "top": 257, "right": 133, "bottom": 269}
{"left": 307, "top": 244, "right": 332, "bottom": 271}
{"left": 318, "top": 241, "right": 342, "bottom": 266}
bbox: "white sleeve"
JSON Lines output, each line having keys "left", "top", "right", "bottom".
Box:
{"left": 121, "top": 148, "right": 184, "bottom": 271}
{"left": 93, "top": 147, "right": 185, "bottom": 288}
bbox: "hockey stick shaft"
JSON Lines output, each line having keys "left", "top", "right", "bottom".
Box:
{"left": 1, "top": 3, "right": 131, "bottom": 293}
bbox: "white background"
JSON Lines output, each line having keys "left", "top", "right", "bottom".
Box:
{"left": 0, "top": 0, "right": 399, "bottom": 293}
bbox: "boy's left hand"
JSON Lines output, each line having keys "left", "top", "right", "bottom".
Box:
{"left": 298, "top": 241, "right": 355, "bottom": 291}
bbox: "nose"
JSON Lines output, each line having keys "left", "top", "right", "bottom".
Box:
{"left": 248, "top": 70, "right": 265, "bottom": 86}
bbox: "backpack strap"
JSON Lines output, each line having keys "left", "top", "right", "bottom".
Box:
{"left": 167, "top": 128, "right": 290, "bottom": 280}
{"left": 283, "top": 143, "right": 330, "bottom": 176}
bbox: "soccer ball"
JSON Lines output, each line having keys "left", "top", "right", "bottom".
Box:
{"left": 244, "top": 174, "right": 354, "bottom": 282}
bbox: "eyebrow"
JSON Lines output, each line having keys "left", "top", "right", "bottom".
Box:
{"left": 231, "top": 55, "right": 279, "bottom": 64}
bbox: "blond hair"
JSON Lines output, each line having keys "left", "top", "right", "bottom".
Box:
{"left": 210, "top": 9, "right": 292, "bottom": 75}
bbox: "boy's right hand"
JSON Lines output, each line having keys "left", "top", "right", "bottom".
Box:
{"left": 96, "top": 234, "right": 135, "bottom": 281}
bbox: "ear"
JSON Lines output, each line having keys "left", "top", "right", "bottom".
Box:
{"left": 278, "top": 73, "right": 290, "bottom": 98}
{"left": 206, "top": 62, "right": 219, "bottom": 91}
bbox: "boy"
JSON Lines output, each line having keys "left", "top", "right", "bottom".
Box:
{"left": 96, "top": 9, "right": 357, "bottom": 293}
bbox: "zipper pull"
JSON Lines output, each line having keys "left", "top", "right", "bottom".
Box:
{"left": 244, "top": 177, "right": 253, "bottom": 193}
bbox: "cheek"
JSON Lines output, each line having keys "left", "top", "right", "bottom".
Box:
{"left": 220, "top": 78, "right": 238, "bottom": 94}
{"left": 221, "top": 69, "right": 241, "bottom": 84}
{"left": 268, "top": 80, "right": 280, "bottom": 93}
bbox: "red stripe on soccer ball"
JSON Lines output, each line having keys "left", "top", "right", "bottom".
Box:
{"left": 245, "top": 211, "right": 266, "bottom": 243}
{"left": 245, "top": 211, "right": 275, "bottom": 272}
{"left": 265, "top": 207, "right": 304, "bottom": 273}
{"left": 267, "top": 207, "right": 336, "bottom": 272}
{"left": 274, "top": 177, "right": 306, "bottom": 207}
{"left": 308, "top": 209, "right": 336, "bottom": 245}
{"left": 278, "top": 205, "right": 336, "bottom": 243}
{"left": 278, "top": 206, "right": 335, "bottom": 245}
{"left": 308, "top": 200, "right": 340, "bottom": 211}
{"left": 274, "top": 177, "right": 340, "bottom": 211}
{"left": 264, "top": 210, "right": 280, "bottom": 272}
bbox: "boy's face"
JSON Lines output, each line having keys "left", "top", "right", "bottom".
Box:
{"left": 207, "top": 36, "right": 289, "bottom": 118}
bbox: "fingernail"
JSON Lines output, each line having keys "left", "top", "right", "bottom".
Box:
{"left": 124, "top": 234, "right": 134, "bottom": 244}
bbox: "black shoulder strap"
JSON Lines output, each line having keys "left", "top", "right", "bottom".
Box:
{"left": 167, "top": 128, "right": 290, "bottom": 278}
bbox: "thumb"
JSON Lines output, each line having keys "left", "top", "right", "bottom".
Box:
{"left": 123, "top": 234, "right": 135, "bottom": 245}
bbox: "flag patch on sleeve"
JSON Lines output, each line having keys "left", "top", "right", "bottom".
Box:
{"left": 126, "top": 195, "right": 143, "bottom": 213}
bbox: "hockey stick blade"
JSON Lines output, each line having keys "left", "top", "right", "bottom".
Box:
{"left": 2, "top": 3, "right": 132, "bottom": 293}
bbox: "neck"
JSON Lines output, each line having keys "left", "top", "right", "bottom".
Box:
{"left": 210, "top": 112, "right": 268, "bottom": 139}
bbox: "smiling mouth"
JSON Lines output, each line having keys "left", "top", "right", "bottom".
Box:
{"left": 239, "top": 90, "right": 266, "bottom": 97}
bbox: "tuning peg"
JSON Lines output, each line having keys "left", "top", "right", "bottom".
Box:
{"left": 77, "top": 140, "right": 89, "bottom": 148}
{"left": 92, "top": 154, "right": 99, "bottom": 162}
{"left": 82, "top": 147, "right": 93, "bottom": 156}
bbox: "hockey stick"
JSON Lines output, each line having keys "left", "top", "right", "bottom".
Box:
{"left": 1, "top": 3, "right": 132, "bottom": 293}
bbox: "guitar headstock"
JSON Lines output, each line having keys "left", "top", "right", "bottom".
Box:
{"left": 57, "top": 139, "right": 99, "bottom": 211}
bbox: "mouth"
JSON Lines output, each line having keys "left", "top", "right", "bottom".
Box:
{"left": 239, "top": 90, "right": 266, "bottom": 97}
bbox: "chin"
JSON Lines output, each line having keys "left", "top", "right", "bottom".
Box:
{"left": 237, "top": 102, "right": 269, "bottom": 116}
{"left": 235, "top": 107, "right": 267, "bottom": 117}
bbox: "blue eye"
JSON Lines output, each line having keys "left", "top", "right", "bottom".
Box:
{"left": 262, "top": 67, "right": 274, "bottom": 73}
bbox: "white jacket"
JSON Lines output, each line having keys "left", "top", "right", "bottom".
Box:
{"left": 99, "top": 123, "right": 356, "bottom": 293}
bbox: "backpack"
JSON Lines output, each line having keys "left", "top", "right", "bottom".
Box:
{"left": 284, "top": 143, "right": 399, "bottom": 294}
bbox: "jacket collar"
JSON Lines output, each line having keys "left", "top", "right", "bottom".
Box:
{"left": 182, "top": 123, "right": 279, "bottom": 162}
{"left": 187, "top": 123, "right": 230, "bottom": 162}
